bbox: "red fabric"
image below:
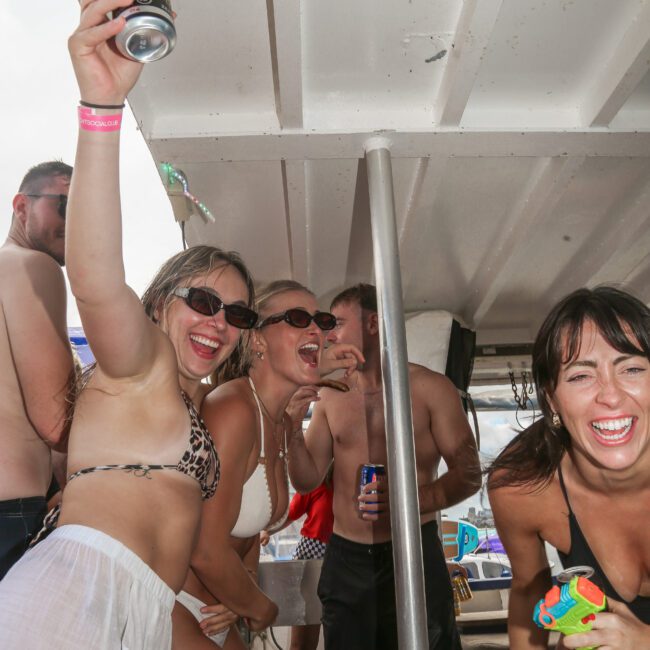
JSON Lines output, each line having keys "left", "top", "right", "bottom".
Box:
{"left": 288, "top": 482, "right": 334, "bottom": 544}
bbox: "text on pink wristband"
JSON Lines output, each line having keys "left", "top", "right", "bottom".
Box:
{"left": 78, "top": 106, "right": 123, "bottom": 132}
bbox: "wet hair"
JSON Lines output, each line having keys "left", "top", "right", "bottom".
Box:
{"left": 141, "top": 245, "right": 254, "bottom": 322}
{"left": 145, "top": 245, "right": 255, "bottom": 385}
{"left": 330, "top": 283, "right": 377, "bottom": 313}
{"left": 77, "top": 245, "right": 254, "bottom": 395}
{"left": 242, "top": 279, "right": 314, "bottom": 373}
{"left": 488, "top": 286, "right": 650, "bottom": 490}
{"left": 255, "top": 279, "right": 314, "bottom": 317}
{"left": 18, "top": 161, "right": 73, "bottom": 194}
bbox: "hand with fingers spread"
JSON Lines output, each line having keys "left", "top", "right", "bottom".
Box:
{"left": 68, "top": 0, "right": 143, "bottom": 105}
{"left": 561, "top": 598, "right": 650, "bottom": 650}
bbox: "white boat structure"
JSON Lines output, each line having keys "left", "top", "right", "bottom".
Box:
{"left": 125, "top": 1, "right": 650, "bottom": 647}
{"left": 458, "top": 552, "right": 512, "bottom": 624}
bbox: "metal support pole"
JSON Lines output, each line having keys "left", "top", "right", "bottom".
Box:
{"left": 364, "top": 137, "right": 429, "bottom": 650}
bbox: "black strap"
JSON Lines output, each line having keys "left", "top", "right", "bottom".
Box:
{"left": 457, "top": 389, "right": 480, "bottom": 451}
{"left": 79, "top": 100, "right": 125, "bottom": 110}
{"left": 556, "top": 464, "right": 572, "bottom": 513}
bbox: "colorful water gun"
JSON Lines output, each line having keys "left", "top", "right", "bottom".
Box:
{"left": 533, "top": 575, "right": 607, "bottom": 650}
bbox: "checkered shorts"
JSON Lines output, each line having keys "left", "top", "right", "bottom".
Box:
{"left": 292, "top": 536, "right": 328, "bottom": 560}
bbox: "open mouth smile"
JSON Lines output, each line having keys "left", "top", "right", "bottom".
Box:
{"left": 190, "top": 334, "right": 221, "bottom": 357}
{"left": 590, "top": 417, "right": 635, "bottom": 444}
{"left": 298, "top": 342, "right": 319, "bottom": 367}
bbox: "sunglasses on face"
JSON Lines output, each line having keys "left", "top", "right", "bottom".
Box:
{"left": 256, "top": 308, "right": 337, "bottom": 331}
{"left": 24, "top": 193, "right": 67, "bottom": 219}
{"left": 173, "top": 287, "right": 258, "bottom": 330}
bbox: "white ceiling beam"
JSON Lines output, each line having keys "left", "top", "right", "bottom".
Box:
{"left": 463, "top": 156, "right": 586, "bottom": 328}
{"left": 546, "top": 176, "right": 650, "bottom": 303}
{"left": 434, "top": 0, "right": 504, "bottom": 126}
{"left": 343, "top": 159, "right": 374, "bottom": 288}
{"left": 579, "top": 2, "right": 650, "bottom": 127}
{"left": 282, "top": 160, "right": 309, "bottom": 284}
{"left": 625, "top": 258, "right": 650, "bottom": 304}
{"left": 267, "top": 0, "right": 303, "bottom": 129}
{"left": 591, "top": 223, "right": 650, "bottom": 292}
{"left": 148, "top": 130, "right": 650, "bottom": 163}
{"left": 399, "top": 157, "right": 448, "bottom": 295}
{"left": 304, "top": 159, "right": 359, "bottom": 298}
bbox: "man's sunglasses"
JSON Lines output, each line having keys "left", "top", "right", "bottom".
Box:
{"left": 256, "top": 308, "right": 337, "bottom": 331}
{"left": 173, "top": 287, "right": 258, "bottom": 330}
{"left": 24, "top": 193, "right": 67, "bottom": 218}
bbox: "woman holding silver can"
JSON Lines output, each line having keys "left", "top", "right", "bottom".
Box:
{"left": 0, "top": 2, "right": 256, "bottom": 648}
{"left": 113, "top": 0, "right": 176, "bottom": 63}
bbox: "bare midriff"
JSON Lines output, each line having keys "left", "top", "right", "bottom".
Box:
{"left": 59, "top": 469, "right": 202, "bottom": 593}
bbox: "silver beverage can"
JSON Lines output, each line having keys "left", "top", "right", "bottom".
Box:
{"left": 113, "top": 0, "right": 176, "bottom": 63}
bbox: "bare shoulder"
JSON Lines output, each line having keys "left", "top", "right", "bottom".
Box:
{"left": 201, "top": 378, "right": 257, "bottom": 445}
{"left": 408, "top": 363, "right": 458, "bottom": 400}
{"left": 0, "top": 247, "right": 66, "bottom": 332}
{"left": 0, "top": 245, "right": 64, "bottom": 285}
{"left": 316, "top": 382, "right": 349, "bottom": 409}
{"left": 408, "top": 362, "right": 450, "bottom": 385}
{"left": 488, "top": 474, "right": 553, "bottom": 525}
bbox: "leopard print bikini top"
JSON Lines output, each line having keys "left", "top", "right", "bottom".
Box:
{"left": 67, "top": 391, "right": 219, "bottom": 499}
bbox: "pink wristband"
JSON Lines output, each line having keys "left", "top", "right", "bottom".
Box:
{"left": 78, "top": 106, "right": 123, "bottom": 132}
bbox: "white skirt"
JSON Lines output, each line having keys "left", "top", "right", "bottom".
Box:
{"left": 0, "top": 524, "right": 175, "bottom": 649}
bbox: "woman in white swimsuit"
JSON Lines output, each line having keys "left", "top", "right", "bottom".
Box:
{"left": 173, "top": 280, "right": 362, "bottom": 649}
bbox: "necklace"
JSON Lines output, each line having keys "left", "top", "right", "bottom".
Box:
{"left": 248, "top": 377, "right": 287, "bottom": 460}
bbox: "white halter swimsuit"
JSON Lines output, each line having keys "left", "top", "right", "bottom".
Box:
{"left": 230, "top": 377, "right": 289, "bottom": 538}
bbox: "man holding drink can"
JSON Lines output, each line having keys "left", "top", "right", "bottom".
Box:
{"left": 288, "top": 283, "right": 482, "bottom": 650}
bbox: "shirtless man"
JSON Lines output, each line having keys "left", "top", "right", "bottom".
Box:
{"left": 288, "top": 283, "right": 481, "bottom": 650}
{"left": 0, "top": 162, "right": 74, "bottom": 578}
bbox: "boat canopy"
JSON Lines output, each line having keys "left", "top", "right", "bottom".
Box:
{"left": 128, "top": 0, "right": 650, "bottom": 348}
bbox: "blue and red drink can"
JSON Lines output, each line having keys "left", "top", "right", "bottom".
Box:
{"left": 359, "top": 463, "right": 386, "bottom": 514}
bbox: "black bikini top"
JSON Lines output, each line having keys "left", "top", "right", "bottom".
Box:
{"left": 557, "top": 465, "right": 650, "bottom": 623}
{"left": 67, "top": 391, "right": 219, "bottom": 500}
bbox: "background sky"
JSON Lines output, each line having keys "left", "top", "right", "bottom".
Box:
{"left": 1, "top": 2, "right": 184, "bottom": 327}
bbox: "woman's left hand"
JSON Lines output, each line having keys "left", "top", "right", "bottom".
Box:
{"left": 320, "top": 342, "right": 364, "bottom": 378}
{"left": 199, "top": 602, "right": 239, "bottom": 637}
{"left": 285, "top": 386, "right": 320, "bottom": 435}
{"left": 561, "top": 598, "right": 650, "bottom": 649}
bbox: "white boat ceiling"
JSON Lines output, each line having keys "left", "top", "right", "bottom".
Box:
{"left": 128, "top": 0, "right": 650, "bottom": 344}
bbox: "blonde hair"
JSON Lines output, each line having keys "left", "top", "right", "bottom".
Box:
{"left": 242, "top": 279, "right": 314, "bottom": 373}
{"left": 145, "top": 245, "right": 256, "bottom": 386}
{"left": 255, "top": 279, "right": 314, "bottom": 317}
{"left": 141, "top": 245, "right": 254, "bottom": 322}
{"left": 78, "top": 246, "right": 255, "bottom": 392}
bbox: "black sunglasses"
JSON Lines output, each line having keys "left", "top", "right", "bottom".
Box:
{"left": 173, "top": 287, "right": 258, "bottom": 330}
{"left": 256, "top": 308, "right": 337, "bottom": 331}
{"left": 24, "top": 193, "right": 67, "bottom": 218}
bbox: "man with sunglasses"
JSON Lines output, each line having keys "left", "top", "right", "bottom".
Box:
{"left": 0, "top": 161, "right": 74, "bottom": 578}
{"left": 288, "top": 283, "right": 482, "bottom": 650}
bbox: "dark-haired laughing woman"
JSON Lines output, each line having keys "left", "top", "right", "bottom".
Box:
{"left": 488, "top": 286, "right": 650, "bottom": 650}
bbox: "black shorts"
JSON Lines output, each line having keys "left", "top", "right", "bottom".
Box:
{"left": 0, "top": 497, "right": 47, "bottom": 580}
{"left": 318, "top": 520, "right": 461, "bottom": 650}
